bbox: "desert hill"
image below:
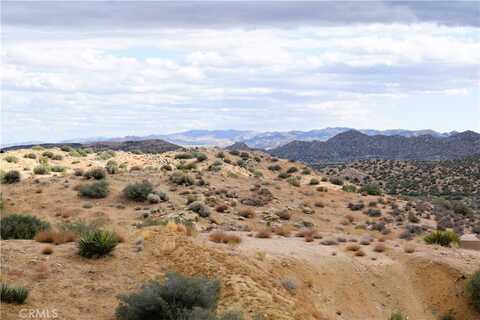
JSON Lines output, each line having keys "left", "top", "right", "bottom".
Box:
{"left": 270, "top": 130, "right": 480, "bottom": 163}
{"left": 1, "top": 146, "right": 479, "bottom": 320}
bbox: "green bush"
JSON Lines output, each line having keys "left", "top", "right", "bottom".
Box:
{"left": 170, "top": 171, "right": 194, "bottom": 186}
{"left": 84, "top": 167, "right": 106, "bottom": 180}
{"left": 97, "top": 150, "right": 116, "bottom": 160}
{"left": 278, "top": 172, "right": 290, "bottom": 179}
{"left": 78, "top": 229, "right": 118, "bottom": 258}
{"left": 2, "top": 170, "right": 20, "bottom": 184}
{"left": 329, "top": 177, "right": 344, "bottom": 186}
{"left": 389, "top": 312, "right": 408, "bottom": 320}
{"left": 60, "top": 145, "right": 72, "bottom": 152}
{"left": 79, "top": 180, "right": 109, "bottom": 199}
{"left": 188, "top": 201, "right": 211, "bottom": 218}
{"left": 116, "top": 272, "right": 226, "bottom": 320}
{"left": 309, "top": 178, "right": 319, "bottom": 185}
{"left": 52, "top": 154, "right": 63, "bottom": 160}
{"left": 106, "top": 160, "right": 119, "bottom": 174}
{"left": 24, "top": 153, "right": 37, "bottom": 159}
{"left": 33, "top": 164, "right": 50, "bottom": 175}
{"left": 123, "top": 181, "right": 153, "bottom": 201}
{"left": 302, "top": 168, "right": 311, "bottom": 175}
{"left": 467, "top": 270, "right": 480, "bottom": 311}
{"left": 175, "top": 152, "right": 194, "bottom": 159}
{"left": 286, "top": 166, "right": 298, "bottom": 174}
{"left": 4, "top": 155, "right": 18, "bottom": 163}
{"left": 286, "top": 176, "right": 300, "bottom": 187}
{"left": 69, "top": 148, "right": 88, "bottom": 157}
{"left": 177, "top": 162, "right": 197, "bottom": 171}
{"left": 1, "top": 214, "right": 50, "bottom": 239}
{"left": 424, "top": 230, "right": 459, "bottom": 247}
{"left": 193, "top": 152, "right": 208, "bottom": 162}
{"left": 342, "top": 184, "right": 357, "bottom": 193}
{"left": 42, "top": 151, "right": 54, "bottom": 158}
{"left": 360, "top": 183, "right": 382, "bottom": 196}
{"left": 50, "top": 165, "right": 66, "bottom": 173}
{"left": 1, "top": 283, "right": 28, "bottom": 304}
{"left": 268, "top": 164, "right": 281, "bottom": 171}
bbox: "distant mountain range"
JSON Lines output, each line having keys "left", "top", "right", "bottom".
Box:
{"left": 270, "top": 130, "right": 480, "bottom": 163}
{"left": 4, "top": 128, "right": 456, "bottom": 150}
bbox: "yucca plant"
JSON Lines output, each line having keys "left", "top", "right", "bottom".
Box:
{"left": 424, "top": 230, "right": 460, "bottom": 247}
{"left": 78, "top": 229, "right": 118, "bottom": 258}
{"left": 1, "top": 283, "right": 29, "bottom": 304}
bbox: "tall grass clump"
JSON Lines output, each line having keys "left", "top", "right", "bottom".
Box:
{"left": 1, "top": 170, "right": 20, "bottom": 184}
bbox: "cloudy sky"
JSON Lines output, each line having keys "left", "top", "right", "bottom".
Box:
{"left": 1, "top": 1, "right": 479, "bottom": 144}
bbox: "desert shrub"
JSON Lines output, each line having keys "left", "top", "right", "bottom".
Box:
{"left": 52, "top": 154, "right": 63, "bottom": 160}
{"left": 302, "top": 168, "right": 311, "bottom": 175}
{"left": 4, "top": 155, "right": 18, "bottom": 163}
{"left": 170, "top": 171, "right": 194, "bottom": 186}
{"left": 193, "top": 152, "right": 208, "bottom": 162}
{"left": 268, "top": 164, "right": 281, "bottom": 171}
{"left": 1, "top": 283, "right": 28, "bottom": 304}
{"left": 237, "top": 208, "right": 255, "bottom": 219}
{"left": 467, "top": 270, "right": 480, "bottom": 311}
{"left": 33, "top": 164, "right": 50, "bottom": 175}
{"left": 177, "top": 161, "right": 197, "bottom": 171}
{"left": 50, "top": 165, "right": 66, "bottom": 172}
{"left": 329, "top": 177, "right": 344, "bottom": 186}
{"left": 316, "top": 186, "right": 328, "bottom": 192}
{"left": 286, "top": 176, "right": 300, "bottom": 187}
{"left": 24, "top": 153, "right": 37, "bottom": 159}
{"left": 255, "top": 228, "right": 272, "bottom": 238}
{"left": 424, "top": 230, "right": 459, "bottom": 247}
{"left": 216, "top": 152, "right": 225, "bottom": 158}
{"left": 130, "top": 165, "right": 142, "bottom": 172}
{"left": 105, "top": 160, "right": 119, "bottom": 174}
{"left": 60, "top": 145, "right": 72, "bottom": 152}
{"left": 97, "top": 150, "right": 116, "bottom": 160}
{"left": 42, "top": 151, "right": 54, "bottom": 158}
{"left": 278, "top": 172, "right": 290, "bottom": 179}
{"left": 360, "top": 183, "right": 382, "bottom": 196}
{"left": 78, "top": 229, "right": 118, "bottom": 258}
{"left": 209, "top": 231, "right": 241, "bottom": 244}
{"left": 348, "top": 202, "right": 365, "bottom": 211}
{"left": 116, "top": 272, "right": 226, "bottom": 320}
{"left": 229, "top": 150, "right": 240, "bottom": 156}
{"left": 286, "top": 166, "right": 298, "bottom": 174}
{"left": 309, "top": 178, "right": 319, "bottom": 185}
{"left": 79, "top": 180, "right": 109, "bottom": 199}
{"left": 69, "top": 148, "right": 88, "bottom": 157}
{"left": 175, "top": 152, "right": 194, "bottom": 159}
{"left": 84, "top": 167, "right": 106, "bottom": 180}
{"left": 188, "top": 201, "right": 211, "bottom": 218}
{"left": 123, "top": 181, "right": 153, "bottom": 201}
{"left": 389, "top": 311, "right": 408, "bottom": 320}
{"left": 74, "top": 168, "right": 84, "bottom": 176}
{"left": 452, "top": 201, "right": 473, "bottom": 216}
{"left": 0, "top": 214, "right": 50, "bottom": 239}
{"left": 253, "top": 170, "right": 263, "bottom": 177}
{"left": 2, "top": 170, "right": 20, "bottom": 184}
{"left": 342, "top": 184, "right": 357, "bottom": 193}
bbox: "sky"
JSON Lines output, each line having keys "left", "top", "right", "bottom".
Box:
{"left": 1, "top": 1, "right": 479, "bottom": 144}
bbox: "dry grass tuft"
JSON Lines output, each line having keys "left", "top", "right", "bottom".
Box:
{"left": 346, "top": 244, "right": 361, "bottom": 252}
{"left": 273, "top": 225, "right": 291, "bottom": 237}
{"left": 208, "top": 231, "right": 241, "bottom": 244}
{"left": 373, "top": 243, "right": 386, "bottom": 252}
{"left": 296, "top": 228, "right": 321, "bottom": 239}
{"left": 237, "top": 208, "right": 256, "bottom": 218}
{"left": 35, "top": 230, "right": 76, "bottom": 245}
{"left": 41, "top": 245, "right": 54, "bottom": 255}
{"left": 255, "top": 228, "right": 272, "bottom": 239}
